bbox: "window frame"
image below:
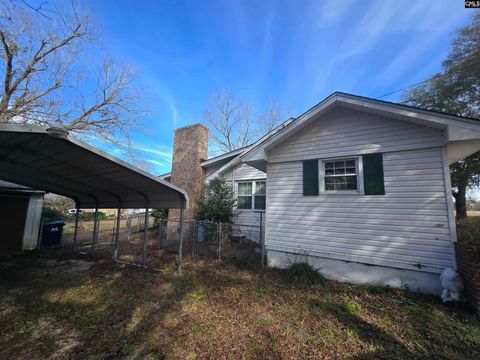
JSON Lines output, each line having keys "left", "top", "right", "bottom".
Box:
{"left": 237, "top": 181, "right": 253, "bottom": 210}
{"left": 236, "top": 180, "right": 266, "bottom": 211}
{"left": 319, "top": 156, "right": 364, "bottom": 194}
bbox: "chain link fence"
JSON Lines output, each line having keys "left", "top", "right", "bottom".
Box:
{"left": 158, "top": 219, "right": 265, "bottom": 269}
{"left": 39, "top": 213, "right": 266, "bottom": 272}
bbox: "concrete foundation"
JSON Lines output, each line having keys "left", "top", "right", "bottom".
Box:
{"left": 267, "top": 249, "right": 442, "bottom": 296}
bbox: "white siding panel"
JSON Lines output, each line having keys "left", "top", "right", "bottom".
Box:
{"left": 265, "top": 146, "right": 455, "bottom": 273}
{"left": 268, "top": 108, "right": 445, "bottom": 163}
{"left": 234, "top": 163, "right": 267, "bottom": 180}
{"left": 222, "top": 163, "right": 266, "bottom": 185}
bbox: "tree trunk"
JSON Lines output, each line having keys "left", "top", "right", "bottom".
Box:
{"left": 454, "top": 183, "right": 468, "bottom": 220}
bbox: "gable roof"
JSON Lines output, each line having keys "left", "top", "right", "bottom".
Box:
{"left": 163, "top": 92, "right": 480, "bottom": 179}
{"left": 201, "top": 146, "right": 248, "bottom": 166}
{"left": 204, "top": 117, "right": 295, "bottom": 179}
{"left": 242, "top": 92, "right": 480, "bottom": 168}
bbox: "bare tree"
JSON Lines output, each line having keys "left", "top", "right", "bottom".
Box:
{"left": 202, "top": 89, "right": 290, "bottom": 153}
{"left": 0, "top": 0, "right": 147, "bottom": 146}
{"left": 258, "top": 99, "right": 291, "bottom": 133}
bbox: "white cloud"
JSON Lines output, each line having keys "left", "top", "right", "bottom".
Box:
{"left": 146, "top": 159, "right": 164, "bottom": 166}
{"left": 141, "top": 74, "right": 178, "bottom": 125}
{"left": 336, "top": 0, "right": 467, "bottom": 60}
{"left": 378, "top": 2, "right": 468, "bottom": 84}
{"left": 133, "top": 144, "right": 172, "bottom": 161}
{"left": 317, "top": 0, "right": 355, "bottom": 27}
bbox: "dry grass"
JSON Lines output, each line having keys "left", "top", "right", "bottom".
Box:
{"left": 0, "top": 257, "right": 479, "bottom": 359}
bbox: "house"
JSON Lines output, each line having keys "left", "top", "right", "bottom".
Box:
{"left": 164, "top": 92, "right": 480, "bottom": 294}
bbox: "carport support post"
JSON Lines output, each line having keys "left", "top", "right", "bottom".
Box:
{"left": 142, "top": 208, "right": 149, "bottom": 267}
{"left": 177, "top": 205, "right": 185, "bottom": 275}
{"left": 72, "top": 207, "right": 80, "bottom": 254}
{"left": 114, "top": 208, "right": 121, "bottom": 259}
{"left": 92, "top": 207, "right": 99, "bottom": 252}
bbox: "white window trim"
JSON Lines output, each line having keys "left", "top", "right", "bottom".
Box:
{"left": 236, "top": 180, "right": 266, "bottom": 211}
{"left": 319, "top": 156, "right": 364, "bottom": 194}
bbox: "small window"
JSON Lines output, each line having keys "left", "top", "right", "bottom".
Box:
{"left": 254, "top": 181, "right": 266, "bottom": 210}
{"left": 236, "top": 181, "right": 266, "bottom": 210}
{"left": 323, "top": 159, "right": 358, "bottom": 191}
{"left": 237, "top": 182, "right": 252, "bottom": 209}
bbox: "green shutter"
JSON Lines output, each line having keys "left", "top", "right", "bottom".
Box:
{"left": 363, "top": 153, "right": 385, "bottom": 195}
{"left": 303, "top": 159, "right": 319, "bottom": 196}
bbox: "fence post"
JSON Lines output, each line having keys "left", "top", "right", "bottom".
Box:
{"left": 114, "top": 208, "right": 121, "bottom": 259}
{"left": 111, "top": 214, "right": 117, "bottom": 245}
{"left": 157, "top": 220, "right": 161, "bottom": 249}
{"left": 126, "top": 216, "right": 131, "bottom": 240}
{"left": 217, "top": 222, "right": 222, "bottom": 260}
{"left": 72, "top": 207, "right": 80, "bottom": 254}
{"left": 191, "top": 220, "right": 196, "bottom": 259}
{"left": 92, "top": 207, "right": 99, "bottom": 253}
{"left": 177, "top": 206, "right": 185, "bottom": 275}
{"left": 259, "top": 212, "right": 264, "bottom": 268}
{"left": 142, "top": 209, "right": 149, "bottom": 267}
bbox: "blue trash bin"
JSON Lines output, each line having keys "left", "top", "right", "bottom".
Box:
{"left": 41, "top": 221, "right": 65, "bottom": 247}
{"left": 197, "top": 223, "right": 206, "bottom": 242}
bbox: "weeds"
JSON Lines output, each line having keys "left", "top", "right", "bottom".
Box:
{"left": 281, "top": 262, "right": 326, "bottom": 286}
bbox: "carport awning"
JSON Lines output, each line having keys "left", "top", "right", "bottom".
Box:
{"left": 0, "top": 124, "right": 188, "bottom": 209}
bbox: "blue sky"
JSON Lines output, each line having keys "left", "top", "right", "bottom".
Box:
{"left": 85, "top": 0, "right": 475, "bottom": 175}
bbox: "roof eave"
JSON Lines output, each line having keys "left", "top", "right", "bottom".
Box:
{"left": 242, "top": 93, "right": 480, "bottom": 164}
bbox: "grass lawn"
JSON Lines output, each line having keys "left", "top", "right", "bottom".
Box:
{"left": 0, "top": 257, "right": 479, "bottom": 359}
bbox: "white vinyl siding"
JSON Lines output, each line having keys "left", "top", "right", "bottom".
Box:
{"left": 265, "top": 106, "right": 454, "bottom": 273}
{"left": 269, "top": 108, "right": 445, "bottom": 164}
{"left": 266, "top": 147, "right": 454, "bottom": 273}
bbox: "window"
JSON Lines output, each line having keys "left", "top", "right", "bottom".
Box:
{"left": 237, "top": 181, "right": 266, "bottom": 210}
{"left": 323, "top": 159, "right": 358, "bottom": 191}
{"left": 237, "top": 182, "right": 252, "bottom": 209}
{"left": 254, "top": 181, "right": 266, "bottom": 210}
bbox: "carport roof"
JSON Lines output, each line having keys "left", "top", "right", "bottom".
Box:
{"left": 0, "top": 124, "right": 188, "bottom": 209}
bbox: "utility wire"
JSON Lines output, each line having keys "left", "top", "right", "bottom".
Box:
{"left": 375, "top": 59, "right": 480, "bottom": 100}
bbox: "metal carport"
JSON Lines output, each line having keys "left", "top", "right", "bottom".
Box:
{"left": 0, "top": 123, "right": 189, "bottom": 272}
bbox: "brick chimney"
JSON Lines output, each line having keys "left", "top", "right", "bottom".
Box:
{"left": 168, "top": 124, "right": 208, "bottom": 220}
